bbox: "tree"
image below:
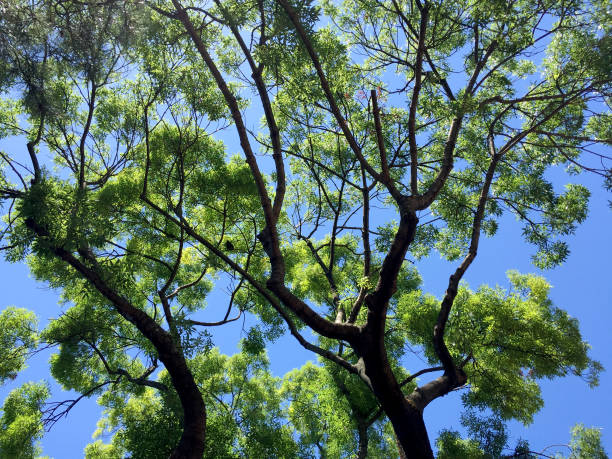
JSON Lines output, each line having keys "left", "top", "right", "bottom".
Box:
{"left": 85, "top": 345, "right": 299, "bottom": 458}
{"left": 0, "top": 381, "right": 49, "bottom": 459}
{"left": 435, "top": 424, "right": 609, "bottom": 459}
{"left": 0, "top": 0, "right": 610, "bottom": 457}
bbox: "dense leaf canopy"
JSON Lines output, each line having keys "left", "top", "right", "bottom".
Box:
{"left": 0, "top": 0, "right": 610, "bottom": 457}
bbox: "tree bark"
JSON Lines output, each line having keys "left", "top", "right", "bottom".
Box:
{"left": 24, "top": 218, "right": 206, "bottom": 458}
{"left": 354, "top": 322, "right": 432, "bottom": 458}
{"left": 357, "top": 299, "right": 434, "bottom": 456}
{"left": 359, "top": 348, "right": 434, "bottom": 459}
{"left": 162, "top": 348, "right": 206, "bottom": 459}
{"left": 396, "top": 434, "right": 408, "bottom": 459}
{"left": 351, "top": 211, "right": 434, "bottom": 458}
{"left": 388, "top": 409, "right": 433, "bottom": 459}
{"left": 357, "top": 420, "right": 369, "bottom": 459}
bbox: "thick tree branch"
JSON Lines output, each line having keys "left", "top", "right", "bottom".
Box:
{"left": 140, "top": 195, "right": 360, "bottom": 342}
{"left": 24, "top": 217, "right": 206, "bottom": 458}
{"left": 212, "top": 0, "right": 286, "bottom": 222}
{"left": 169, "top": 0, "right": 278, "bottom": 240}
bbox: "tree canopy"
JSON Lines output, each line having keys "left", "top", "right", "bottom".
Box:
{"left": 0, "top": 0, "right": 610, "bottom": 457}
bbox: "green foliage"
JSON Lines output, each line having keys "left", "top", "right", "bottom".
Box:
{"left": 460, "top": 411, "right": 508, "bottom": 458}
{"left": 0, "top": 382, "right": 49, "bottom": 459}
{"left": 400, "top": 272, "right": 601, "bottom": 423}
{"left": 87, "top": 348, "right": 403, "bottom": 459}
{"left": 436, "top": 423, "right": 609, "bottom": 459}
{"left": 84, "top": 440, "right": 123, "bottom": 459}
{"left": 436, "top": 430, "right": 488, "bottom": 459}
{"left": 90, "top": 349, "right": 299, "bottom": 458}
{"left": 0, "top": 307, "right": 38, "bottom": 384}
{"left": 566, "top": 424, "right": 609, "bottom": 459}
{"left": 0, "top": 0, "right": 609, "bottom": 456}
{"left": 281, "top": 361, "right": 398, "bottom": 458}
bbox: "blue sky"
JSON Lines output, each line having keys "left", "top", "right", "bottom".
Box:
{"left": 417, "top": 172, "right": 612, "bottom": 455}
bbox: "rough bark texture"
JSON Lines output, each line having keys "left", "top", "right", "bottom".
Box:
{"left": 396, "top": 435, "right": 409, "bottom": 459}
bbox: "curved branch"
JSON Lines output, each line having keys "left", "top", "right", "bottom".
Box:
{"left": 433, "top": 136, "right": 501, "bottom": 386}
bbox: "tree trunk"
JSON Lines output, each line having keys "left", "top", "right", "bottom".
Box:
{"left": 386, "top": 406, "right": 433, "bottom": 459}
{"left": 357, "top": 328, "right": 434, "bottom": 459}
{"left": 161, "top": 347, "right": 206, "bottom": 459}
{"left": 357, "top": 419, "right": 369, "bottom": 459}
{"left": 365, "top": 370, "right": 434, "bottom": 458}
{"left": 396, "top": 432, "right": 408, "bottom": 459}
